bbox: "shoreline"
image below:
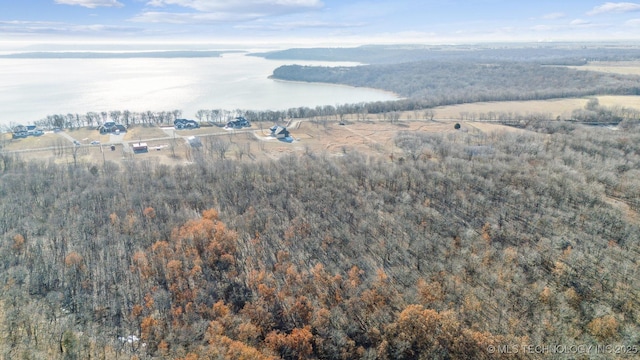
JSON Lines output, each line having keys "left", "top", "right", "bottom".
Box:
{"left": 268, "top": 75, "right": 402, "bottom": 100}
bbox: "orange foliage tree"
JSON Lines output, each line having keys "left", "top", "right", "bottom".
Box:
{"left": 129, "top": 209, "right": 247, "bottom": 357}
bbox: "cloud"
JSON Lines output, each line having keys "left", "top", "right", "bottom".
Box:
{"left": 134, "top": 0, "right": 325, "bottom": 24}
{"left": 542, "top": 12, "right": 566, "bottom": 20}
{"left": 55, "top": 0, "right": 124, "bottom": 8}
{"left": 0, "top": 19, "right": 137, "bottom": 34}
{"left": 131, "top": 11, "right": 259, "bottom": 23}
{"left": 146, "top": 0, "right": 323, "bottom": 13}
{"left": 236, "top": 20, "right": 366, "bottom": 31}
{"left": 530, "top": 24, "right": 555, "bottom": 31}
{"left": 530, "top": 19, "right": 600, "bottom": 33}
{"left": 570, "top": 19, "right": 591, "bottom": 25}
{"left": 0, "top": 21, "right": 142, "bottom": 35}
{"left": 587, "top": 2, "right": 640, "bottom": 15}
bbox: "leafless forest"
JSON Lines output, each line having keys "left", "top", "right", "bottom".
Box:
{"left": 1, "top": 114, "right": 639, "bottom": 359}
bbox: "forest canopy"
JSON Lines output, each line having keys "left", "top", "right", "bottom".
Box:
{"left": 0, "top": 117, "right": 639, "bottom": 359}
{"left": 271, "top": 61, "right": 640, "bottom": 103}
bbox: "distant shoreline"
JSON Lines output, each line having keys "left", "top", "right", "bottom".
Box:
{"left": 268, "top": 76, "right": 401, "bottom": 100}
{"left": 0, "top": 50, "right": 242, "bottom": 59}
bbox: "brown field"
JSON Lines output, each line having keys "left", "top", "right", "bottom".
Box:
{"left": 595, "top": 95, "right": 640, "bottom": 110}
{"left": 64, "top": 128, "right": 105, "bottom": 143}
{"left": 429, "top": 98, "right": 589, "bottom": 120}
{"left": 122, "top": 125, "right": 169, "bottom": 140}
{"left": 1, "top": 133, "right": 62, "bottom": 151}
{"left": 1, "top": 119, "right": 489, "bottom": 165}
{"left": 176, "top": 124, "right": 229, "bottom": 136}
{"left": 569, "top": 61, "right": 640, "bottom": 76}
{"left": 5, "top": 82, "right": 640, "bottom": 166}
{"left": 419, "top": 95, "right": 640, "bottom": 121}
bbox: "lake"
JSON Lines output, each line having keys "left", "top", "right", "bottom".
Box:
{"left": 0, "top": 52, "right": 397, "bottom": 127}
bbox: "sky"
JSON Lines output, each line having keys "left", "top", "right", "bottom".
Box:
{"left": 2, "top": 1, "right": 640, "bottom": 49}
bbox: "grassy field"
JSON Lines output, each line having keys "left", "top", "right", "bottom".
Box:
{"left": 596, "top": 95, "right": 640, "bottom": 109}
{"left": 1, "top": 133, "right": 62, "bottom": 151}
{"left": 429, "top": 98, "right": 590, "bottom": 120}
{"left": 570, "top": 61, "right": 640, "bottom": 76}
{"left": 420, "top": 95, "right": 640, "bottom": 122}
{"left": 122, "top": 125, "right": 169, "bottom": 141}
{"left": 1, "top": 119, "right": 477, "bottom": 165}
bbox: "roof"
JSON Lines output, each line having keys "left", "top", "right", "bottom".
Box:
{"left": 272, "top": 126, "right": 288, "bottom": 135}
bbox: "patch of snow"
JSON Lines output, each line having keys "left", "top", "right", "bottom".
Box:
{"left": 118, "top": 335, "right": 140, "bottom": 344}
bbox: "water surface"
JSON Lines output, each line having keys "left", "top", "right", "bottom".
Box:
{"left": 0, "top": 53, "right": 397, "bottom": 126}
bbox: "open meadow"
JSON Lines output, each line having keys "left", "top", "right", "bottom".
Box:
{"left": 569, "top": 60, "right": 640, "bottom": 76}
{"left": 427, "top": 95, "right": 640, "bottom": 121}
{"left": 1, "top": 117, "right": 519, "bottom": 166}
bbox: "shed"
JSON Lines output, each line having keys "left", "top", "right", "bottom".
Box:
{"left": 132, "top": 142, "right": 148, "bottom": 153}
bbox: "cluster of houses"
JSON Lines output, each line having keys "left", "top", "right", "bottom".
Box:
{"left": 226, "top": 117, "right": 251, "bottom": 129}
{"left": 174, "top": 119, "right": 200, "bottom": 130}
{"left": 12, "top": 125, "right": 44, "bottom": 139}
{"left": 98, "top": 122, "right": 127, "bottom": 134}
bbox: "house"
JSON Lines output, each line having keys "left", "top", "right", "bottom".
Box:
{"left": 174, "top": 119, "right": 199, "bottom": 130}
{"left": 270, "top": 125, "right": 290, "bottom": 139}
{"left": 132, "top": 142, "right": 148, "bottom": 153}
{"left": 12, "top": 124, "right": 42, "bottom": 138}
{"left": 12, "top": 125, "right": 27, "bottom": 139}
{"left": 226, "top": 117, "right": 251, "bottom": 129}
{"left": 98, "top": 122, "right": 115, "bottom": 134}
{"left": 98, "top": 122, "right": 126, "bottom": 134}
{"left": 12, "top": 131, "right": 28, "bottom": 139}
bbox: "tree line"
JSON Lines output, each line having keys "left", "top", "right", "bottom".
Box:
{"left": 252, "top": 44, "right": 640, "bottom": 65}
{"left": 23, "top": 103, "right": 411, "bottom": 131}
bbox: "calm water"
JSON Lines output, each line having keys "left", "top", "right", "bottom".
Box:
{"left": 0, "top": 53, "right": 397, "bottom": 127}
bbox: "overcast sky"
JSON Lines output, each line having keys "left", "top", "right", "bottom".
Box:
{"left": 2, "top": 1, "right": 640, "bottom": 48}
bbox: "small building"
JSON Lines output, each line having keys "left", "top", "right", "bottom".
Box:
{"left": 132, "top": 142, "right": 148, "bottom": 153}
{"left": 270, "top": 125, "right": 290, "bottom": 139}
